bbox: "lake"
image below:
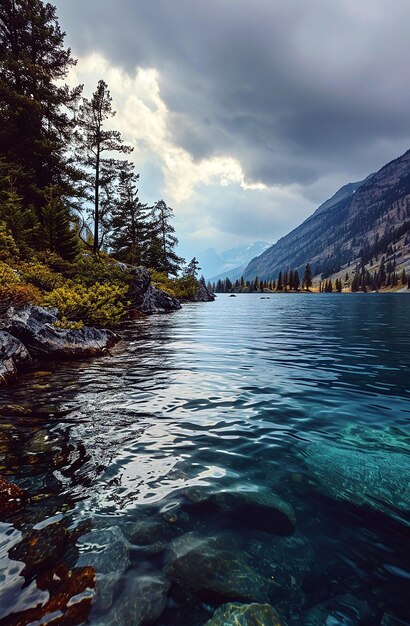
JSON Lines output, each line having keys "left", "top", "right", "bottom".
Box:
{"left": 0, "top": 293, "right": 409, "bottom": 625}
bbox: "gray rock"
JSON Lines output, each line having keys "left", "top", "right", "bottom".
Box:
{"left": 164, "top": 532, "right": 279, "bottom": 603}
{"left": 204, "top": 602, "right": 284, "bottom": 626}
{"left": 94, "top": 574, "right": 170, "bottom": 626}
{"left": 0, "top": 330, "right": 32, "bottom": 384}
{"left": 77, "top": 526, "right": 130, "bottom": 612}
{"left": 301, "top": 429, "right": 410, "bottom": 523}
{"left": 1, "top": 305, "right": 118, "bottom": 359}
{"left": 127, "top": 266, "right": 181, "bottom": 314}
{"left": 192, "top": 277, "right": 215, "bottom": 302}
{"left": 139, "top": 284, "right": 182, "bottom": 314}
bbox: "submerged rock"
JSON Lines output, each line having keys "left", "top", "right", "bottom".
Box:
{"left": 9, "top": 521, "right": 70, "bottom": 578}
{"left": 204, "top": 602, "right": 284, "bottom": 626}
{"left": 184, "top": 485, "right": 296, "bottom": 535}
{"left": 165, "top": 532, "right": 279, "bottom": 603}
{"left": 77, "top": 526, "right": 131, "bottom": 612}
{"left": 303, "top": 593, "right": 376, "bottom": 626}
{"left": 127, "top": 266, "right": 181, "bottom": 314}
{"left": 0, "top": 475, "right": 30, "bottom": 516}
{"left": 2, "top": 305, "right": 119, "bottom": 359}
{"left": 301, "top": 429, "right": 410, "bottom": 523}
{"left": 12, "top": 563, "right": 95, "bottom": 626}
{"left": 0, "top": 330, "right": 32, "bottom": 384}
{"left": 94, "top": 574, "right": 170, "bottom": 626}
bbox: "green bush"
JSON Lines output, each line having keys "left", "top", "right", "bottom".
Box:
{"left": 72, "top": 254, "right": 132, "bottom": 287}
{"left": 42, "top": 282, "right": 129, "bottom": 327}
{"left": 150, "top": 270, "right": 198, "bottom": 300}
{"left": 18, "top": 261, "right": 65, "bottom": 292}
{"left": 0, "top": 224, "right": 19, "bottom": 261}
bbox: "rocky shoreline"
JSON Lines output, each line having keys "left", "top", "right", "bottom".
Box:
{"left": 0, "top": 266, "right": 214, "bottom": 386}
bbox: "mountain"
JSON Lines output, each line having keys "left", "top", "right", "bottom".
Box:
{"left": 200, "top": 241, "right": 271, "bottom": 281}
{"left": 244, "top": 150, "right": 410, "bottom": 281}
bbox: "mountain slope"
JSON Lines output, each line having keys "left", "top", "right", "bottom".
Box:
{"left": 201, "top": 241, "right": 270, "bottom": 280}
{"left": 244, "top": 150, "right": 410, "bottom": 281}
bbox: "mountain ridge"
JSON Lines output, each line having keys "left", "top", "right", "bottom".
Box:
{"left": 243, "top": 150, "right": 410, "bottom": 282}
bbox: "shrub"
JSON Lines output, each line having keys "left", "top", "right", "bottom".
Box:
{"left": 0, "top": 261, "right": 20, "bottom": 286}
{"left": 18, "top": 262, "right": 65, "bottom": 292}
{"left": 150, "top": 270, "right": 198, "bottom": 300}
{"left": 72, "top": 254, "right": 132, "bottom": 287}
{"left": 0, "top": 224, "right": 19, "bottom": 261}
{"left": 0, "top": 283, "right": 41, "bottom": 312}
{"left": 42, "top": 282, "right": 129, "bottom": 327}
{"left": 54, "top": 317, "right": 84, "bottom": 330}
{"left": 150, "top": 270, "right": 177, "bottom": 298}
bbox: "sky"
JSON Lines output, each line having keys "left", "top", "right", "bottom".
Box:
{"left": 54, "top": 0, "right": 410, "bottom": 262}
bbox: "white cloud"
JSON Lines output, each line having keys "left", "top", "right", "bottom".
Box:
{"left": 68, "top": 53, "right": 266, "bottom": 206}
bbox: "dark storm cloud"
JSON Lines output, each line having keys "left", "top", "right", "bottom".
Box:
{"left": 55, "top": 0, "right": 410, "bottom": 190}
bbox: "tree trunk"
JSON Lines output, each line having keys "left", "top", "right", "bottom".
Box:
{"left": 93, "top": 146, "right": 100, "bottom": 254}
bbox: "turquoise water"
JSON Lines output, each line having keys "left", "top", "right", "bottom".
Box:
{"left": 0, "top": 294, "right": 409, "bottom": 625}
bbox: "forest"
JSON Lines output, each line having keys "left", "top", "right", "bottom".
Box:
{"left": 0, "top": 0, "right": 205, "bottom": 327}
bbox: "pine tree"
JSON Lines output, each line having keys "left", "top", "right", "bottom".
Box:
{"left": 0, "top": 163, "right": 40, "bottom": 254}
{"left": 40, "top": 185, "right": 79, "bottom": 260}
{"left": 148, "top": 199, "right": 183, "bottom": 275}
{"left": 110, "top": 162, "right": 150, "bottom": 265}
{"left": 0, "top": 0, "right": 83, "bottom": 245}
{"left": 76, "top": 79, "right": 133, "bottom": 254}
{"left": 277, "top": 271, "right": 283, "bottom": 290}
{"left": 184, "top": 257, "right": 201, "bottom": 278}
{"left": 303, "top": 263, "right": 312, "bottom": 290}
{"left": 294, "top": 270, "right": 300, "bottom": 290}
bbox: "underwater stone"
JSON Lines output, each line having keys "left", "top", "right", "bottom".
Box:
{"left": 183, "top": 485, "right": 296, "bottom": 535}
{"left": 204, "top": 602, "right": 284, "bottom": 626}
{"left": 93, "top": 574, "right": 170, "bottom": 626}
{"left": 302, "top": 431, "right": 410, "bottom": 523}
{"left": 165, "top": 532, "right": 280, "bottom": 603}
{"left": 77, "top": 526, "right": 130, "bottom": 612}
{"left": 303, "top": 593, "right": 377, "bottom": 626}
{"left": 0, "top": 475, "right": 30, "bottom": 516}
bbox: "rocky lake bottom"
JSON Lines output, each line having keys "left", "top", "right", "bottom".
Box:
{"left": 0, "top": 293, "right": 409, "bottom": 626}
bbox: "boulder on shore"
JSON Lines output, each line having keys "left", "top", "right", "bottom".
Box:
{"left": 127, "top": 266, "right": 182, "bottom": 314}
{"left": 1, "top": 305, "right": 119, "bottom": 360}
{"left": 192, "top": 277, "right": 215, "bottom": 302}
{"left": 0, "top": 330, "right": 32, "bottom": 384}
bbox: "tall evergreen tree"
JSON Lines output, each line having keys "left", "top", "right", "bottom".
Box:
{"left": 303, "top": 263, "right": 313, "bottom": 290}
{"left": 41, "top": 185, "right": 80, "bottom": 260}
{"left": 110, "top": 162, "right": 150, "bottom": 265}
{"left": 0, "top": 0, "right": 83, "bottom": 249}
{"left": 183, "top": 257, "right": 201, "bottom": 278}
{"left": 76, "top": 79, "right": 133, "bottom": 254}
{"left": 294, "top": 270, "right": 300, "bottom": 290}
{"left": 148, "top": 199, "right": 183, "bottom": 275}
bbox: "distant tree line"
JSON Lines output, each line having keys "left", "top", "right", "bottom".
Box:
{"left": 350, "top": 257, "right": 409, "bottom": 292}
{"left": 213, "top": 264, "right": 313, "bottom": 293}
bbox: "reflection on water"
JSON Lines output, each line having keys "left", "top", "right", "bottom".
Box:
{"left": 0, "top": 294, "right": 409, "bottom": 625}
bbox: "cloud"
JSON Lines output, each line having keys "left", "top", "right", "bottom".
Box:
{"left": 55, "top": 0, "right": 410, "bottom": 259}
{"left": 68, "top": 53, "right": 265, "bottom": 208}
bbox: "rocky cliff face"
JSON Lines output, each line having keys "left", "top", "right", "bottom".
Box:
{"left": 244, "top": 150, "right": 410, "bottom": 280}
